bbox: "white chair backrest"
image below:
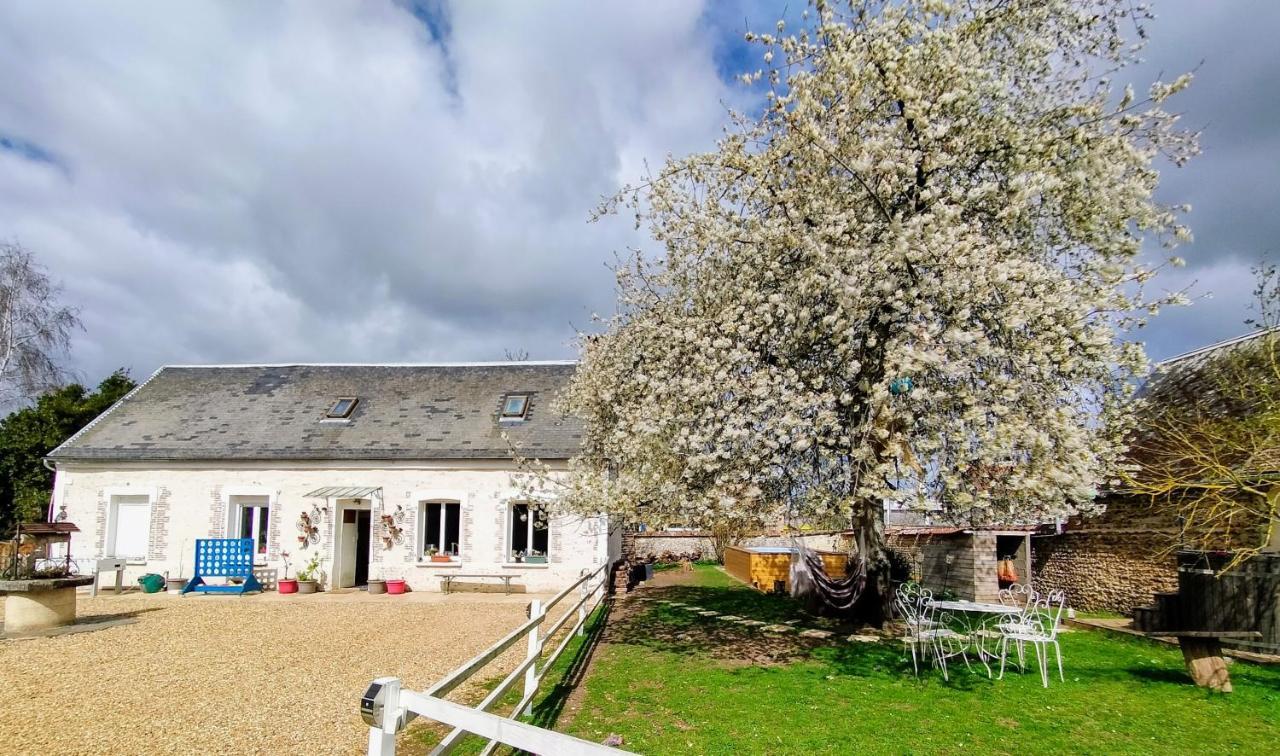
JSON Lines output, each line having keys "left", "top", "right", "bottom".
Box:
{"left": 998, "top": 583, "right": 1029, "bottom": 606}
{"left": 894, "top": 585, "right": 934, "bottom": 633}
{"left": 1022, "top": 589, "right": 1066, "bottom": 638}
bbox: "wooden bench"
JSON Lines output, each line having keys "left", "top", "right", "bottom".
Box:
{"left": 1145, "top": 630, "right": 1263, "bottom": 693}
{"left": 441, "top": 574, "right": 515, "bottom": 595}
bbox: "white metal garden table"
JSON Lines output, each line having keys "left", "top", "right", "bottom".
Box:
{"left": 927, "top": 599, "right": 1024, "bottom": 677}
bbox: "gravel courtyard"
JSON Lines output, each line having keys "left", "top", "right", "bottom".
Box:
{"left": 0, "top": 590, "right": 538, "bottom": 754}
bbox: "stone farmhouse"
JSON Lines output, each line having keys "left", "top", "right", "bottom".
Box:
{"left": 45, "top": 362, "right": 621, "bottom": 593}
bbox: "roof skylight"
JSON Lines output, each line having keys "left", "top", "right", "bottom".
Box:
{"left": 500, "top": 393, "right": 530, "bottom": 420}
{"left": 326, "top": 397, "right": 358, "bottom": 419}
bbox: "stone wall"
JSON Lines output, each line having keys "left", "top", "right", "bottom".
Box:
{"left": 1031, "top": 530, "right": 1178, "bottom": 614}
{"left": 1030, "top": 496, "right": 1182, "bottom": 614}
{"left": 632, "top": 531, "right": 845, "bottom": 563}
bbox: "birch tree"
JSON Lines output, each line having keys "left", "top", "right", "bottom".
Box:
{"left": 0, "top": 243, "right": 79, "bottom": 407}
{"left": 554, "top": 0, "right": 1196, "bottom": 616}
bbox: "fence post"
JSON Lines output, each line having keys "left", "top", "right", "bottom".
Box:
{"left": 365, "top": 676, "right": 401, "bottom": 756}
{"left": 524, "top": 599, "right": 543, "bottom": 703}
{"left": 577, "top": 575, "right": 589, "bottom": 636}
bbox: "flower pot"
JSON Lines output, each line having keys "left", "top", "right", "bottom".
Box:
{"left": 297, "top": 580, "right": 319, "bottom": 594}
{"left": 385, "top": 579, "right": 407, "bottom": 595}
{"left": 430, "top": 554, "right": 453, "bottom": 563}
{"left": 278, "top": 579, "right": 299, "bottom": 594}
{"left": 524, "top": 556, "right": 548, "bottom": 564}
{"left": 137, "top": 573, "right": 166, "bottom": 593}
{"left": 166, "top": 577, "right": 187, "bottom": 594}
{"left": 367, "top": 579, "right": 387, "bottom": 595}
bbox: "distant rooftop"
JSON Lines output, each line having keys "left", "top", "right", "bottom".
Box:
{"left": 48, "top": 363, "right": 582, "bottom": 463}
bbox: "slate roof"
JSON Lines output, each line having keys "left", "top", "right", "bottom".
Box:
{"left": 1130, "top": 327, "right": 1280, "bottom": 476}
{"left": 48, "top": 363, "right": 583, "bottom": 462}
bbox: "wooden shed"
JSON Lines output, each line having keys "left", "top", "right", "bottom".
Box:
{"left": 724, "top": 545, "right": 850, "bottom": 593}
{"left": 881, "top": 526, "right": 1035, "bottom": 602}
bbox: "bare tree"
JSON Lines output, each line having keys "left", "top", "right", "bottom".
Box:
{"left": 1123, "top": 263, "right": 1280, "bottom": 567}
{"left": 503, "top": 348, "right": 530, "bottom": 362}
{"left": 0, "top": 243, "right": 79, "bottom": 406}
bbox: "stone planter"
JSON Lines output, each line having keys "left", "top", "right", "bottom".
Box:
{"left": 166, "top": 577, "right": 187, "bottom": 594}
{"left": 367, "top": 579, "right": 387, "bottom": 595}
{"left": 296, "top": 580, "right": 319, "bottom": 594}
{"left": 0, "top": 576, "right": 96, "bottom": 635}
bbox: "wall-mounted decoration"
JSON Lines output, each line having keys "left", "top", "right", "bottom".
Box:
{"left": 296, "top": 504, "right": 324, "bottom": 549}
{"left": 379, "top": 504, "right": 406, "bottom": 550}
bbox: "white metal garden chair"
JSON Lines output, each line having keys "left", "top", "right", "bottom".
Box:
{"left": 896, "top": 588, "right": 968, "bottom": 681}
{"left": 998, "top": 589, "right": 1067, "bottom": 687}
{"left": 992, "top": 585, "right": 1044, "bottom": 669}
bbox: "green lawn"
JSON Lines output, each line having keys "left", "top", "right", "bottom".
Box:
{"left": 553, "top": 565, "right": 1280, "bottom": 755}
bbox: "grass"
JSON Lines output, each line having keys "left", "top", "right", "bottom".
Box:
{"left": 405, "top": 602, "right": 611, "bottom": 755}
{"left": 552, "top": 565, "right": 1280, "bottom": 755}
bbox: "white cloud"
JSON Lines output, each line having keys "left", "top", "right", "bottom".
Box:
{"left": 0, "top": 0, "right": 739, "bottom": 381}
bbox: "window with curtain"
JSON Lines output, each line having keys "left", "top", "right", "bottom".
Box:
{"left": 230, "top": 494, "right": 271, "bottom": 558}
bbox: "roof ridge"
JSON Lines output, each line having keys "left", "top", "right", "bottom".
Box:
{"left": 1157, "top": 327, "right": 1280, "bottom": 368}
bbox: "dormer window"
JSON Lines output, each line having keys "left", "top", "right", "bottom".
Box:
{"left": 500, "top": 393, "right": 530, "bottom": 420}
{"left": 326, "top": 397, "right": 358, "bottom": 419}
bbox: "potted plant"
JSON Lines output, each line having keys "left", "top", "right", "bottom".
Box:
{"left": 165, "top": 570, "right": 187, "bottom": 593}
{"left": 295, "top": 553, "right": 322, "bottom": 594}
{"left": 511, "top": 549, "right": 524, "bottom": 564}
{"left": 278, "top": 552, "right": 298, "bottom": 594}
{"left": 367, "top": 566, "right": 387, "bottom": 595}
{"left": 525, "top": 549, "right": 547, "bottom": 565}
{"left": 426, "top": 546, "right": 452, "bottom": 563}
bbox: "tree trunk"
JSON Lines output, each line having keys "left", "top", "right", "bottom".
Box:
{"left": 849, "top": 499, "right": 891, "bottom": 626}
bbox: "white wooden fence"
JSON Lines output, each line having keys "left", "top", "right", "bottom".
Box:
{"left": 361, "top": 562, "right": 630, "bottom": 755}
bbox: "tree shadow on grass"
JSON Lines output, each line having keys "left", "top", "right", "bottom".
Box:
{"left": 613, "top": 583, "right": 996, "bottom": 691}
{"left": 525, "top": 599, "right": 614, "bottom": 731}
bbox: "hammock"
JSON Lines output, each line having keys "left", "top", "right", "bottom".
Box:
{"left": 788, "top": 541, "right": 867, "bottom": 611}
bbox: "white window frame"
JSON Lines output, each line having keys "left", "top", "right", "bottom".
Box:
{"left": 418, "top": 501, "right": 462, "bottom": 561}
{"left": 103, "top": 486, "right": 156, "bottom": 563}
{"left": 224, "top": 487, "right": 277, "bottom": 564}
{"left": 506, "top": 501, "right": 551, "bottom": 564}
{"left": 413, "top": 490, "right": 466, "bottom": 563}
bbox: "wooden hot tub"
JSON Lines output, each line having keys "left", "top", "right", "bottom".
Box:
{"left": 724, "top": 545, "right": 850, "bottom": 593}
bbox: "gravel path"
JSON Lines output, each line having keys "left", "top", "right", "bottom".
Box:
{"left": 0, "top": 591, "right": 534, "bottom": 755}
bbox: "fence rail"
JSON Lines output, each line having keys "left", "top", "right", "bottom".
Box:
{"left": 362, "top": 561, "right": 629, "bottom": 755}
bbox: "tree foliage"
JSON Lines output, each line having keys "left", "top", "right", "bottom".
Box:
{"left": 0, "top": 370, "right": 135, "bottom": 535}
{"left": 1124, "top": 265, "right": 1280, "bottom": 566}
{"left": 554, "top": 0, "right": 1196, "bottom": 558}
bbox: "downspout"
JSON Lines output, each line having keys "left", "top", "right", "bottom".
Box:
{"left": 42, "top": 457, "right": 57, "bottom": 522}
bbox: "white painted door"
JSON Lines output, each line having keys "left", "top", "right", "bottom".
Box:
{"left": 338, "top": 509, "right": 358, "bottom": 588}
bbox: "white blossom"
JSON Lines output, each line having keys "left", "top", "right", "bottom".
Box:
{"left": 551, "top": 0, "right": 1195, "bottom": 542}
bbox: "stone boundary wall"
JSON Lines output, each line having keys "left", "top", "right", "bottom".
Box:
{"left": 632, "top": 531, "right": 845, "bottom": 563}
{"left": 1031, "top": 529, "right": 1179, "bottom": 614}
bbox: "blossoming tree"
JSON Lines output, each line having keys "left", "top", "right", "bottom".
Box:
{"left": 555, "top": 0, "right": 1196, "bottom": 615}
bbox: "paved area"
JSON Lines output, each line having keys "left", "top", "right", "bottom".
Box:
{"left": 0, "top": 589, "right": 545, "bottom": 754}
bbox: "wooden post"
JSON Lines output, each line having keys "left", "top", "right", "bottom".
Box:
{"left": 1178, "top": 637, "right": 1233, "bottom": 693}
{"left": 525, "top": 599, "right": 543, "bottom": 702}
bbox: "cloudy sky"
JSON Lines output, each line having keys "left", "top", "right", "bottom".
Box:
{"left": 0, "top": 1, "right": 1275, "bottom": 386}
